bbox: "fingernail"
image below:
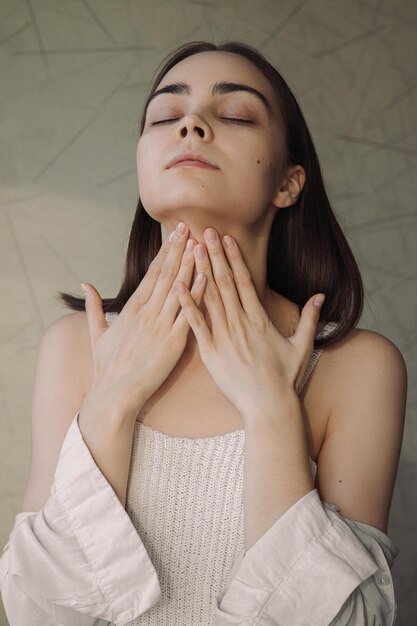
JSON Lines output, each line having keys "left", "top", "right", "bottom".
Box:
{"left": 205, "top": 228, "right": 216, "bottom": 242}
{"left": 81, "top": 283, "right": 88, "bottom": 297}
{"left": 186, "top": 239, "right": 195, "bottom": 253}
{"left": 176, "top": 221, "right": 186, "bottom": 234}
{"left": 223, "top": 235, "right": 234, "bottom": 248}
{"left": 195, "top": 244, "right": 206, "bottom": 259}
{"left": 314, "top": 294, "right": 326, "bottom": 308}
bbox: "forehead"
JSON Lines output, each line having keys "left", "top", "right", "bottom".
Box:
{"left": 156, "top": 51, "right": 278, "bottom": 110}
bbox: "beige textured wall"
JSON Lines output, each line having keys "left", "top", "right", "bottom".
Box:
{"left": 1, "top": 1, "right": 416, "bottom": 624}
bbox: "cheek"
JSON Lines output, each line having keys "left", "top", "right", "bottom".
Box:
{"left": 244, "top": 155, "right": 276, "bottom": 188}
{"left": 136, "top": 145, "right": 144, "bottom": 188}
{"left": 136, "top": 140, "right": 152, "bottom": 199}
{"left": 255, "top": 156, "right": 273, "bottom": 171}
{"left": 136, "top": 139, "right": 157, "bottom": 189}
{"left": 136, "top": 139, "right": 148, "bottom": 171}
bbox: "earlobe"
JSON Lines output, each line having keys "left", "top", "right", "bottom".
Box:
{"left": 270, "top": 185, "right": 292, "bottom": 210}
{"left": 271, "top": 189, "right": 299, "bottom": 209}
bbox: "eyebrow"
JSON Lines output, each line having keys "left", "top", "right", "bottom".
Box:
{"left": 144, "top": 80, "right": 273, "bottom": 117}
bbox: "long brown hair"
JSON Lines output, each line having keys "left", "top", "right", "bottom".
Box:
{"left": 58, "top": 40, "right": 365, "bottom": 350}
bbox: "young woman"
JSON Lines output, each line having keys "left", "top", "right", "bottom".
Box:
{"left": 0, "top": 41, "right": 407, "bottom": 625}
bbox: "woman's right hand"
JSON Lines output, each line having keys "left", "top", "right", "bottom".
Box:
{"left": 81, "top": 221, "right": 207, "bottom": 420}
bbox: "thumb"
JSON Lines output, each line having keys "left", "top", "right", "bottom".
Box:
{"left": 294, "top": 293, "right": 326, "bottom": 346}
{"left": 311, "top": 293, "right": 326, "bottom": 334}
{"left": 310, "top": 293, "right": 326, "bottom": 324}
{"left": 313, "top": 293, "right": 326, "bottom": 311}
{"left": 81, "top": 282, "right": 108, "bottom": 348}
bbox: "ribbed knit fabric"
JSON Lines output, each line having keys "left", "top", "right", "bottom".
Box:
{"left": 104, "top": 312, "right": 338, "bottom": 625}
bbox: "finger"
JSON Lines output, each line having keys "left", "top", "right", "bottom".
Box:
{"left": 221, "top": 235, "right": 266, "bottom": 320}
{"left": 293, "top": 294, "right": 326, "bottom": 394}
{"left": 193, "top": 242, "right": 228, "bottom": 334}
{"left": 175, "top": 278, "right": 212, "bottom": 352}
{"left": 203, "top": 228, "right": 243, "bottom": 324}
{"left": 126, "top": 230, "right": 173, "bottom": 311}
{"left": 161, "top": 238, "right": 197, "bottom": 321}
{"left": 81, "top": 282, "right": 107, "bottom": 350}
{"left": 293, "top": 293, "right": 326, "bottom": 349}
{"left": 172, "top": 271, "right": 207, "bottom": 336}
{"left": 146, "top": 223, "right": 190, "bottom": 313}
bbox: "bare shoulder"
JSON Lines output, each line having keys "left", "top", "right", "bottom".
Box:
{"left": 50, "top": 310, "right": 93, "bottom": 394}
{"left": 19, "top": 310, "right": 94, "bottom": 512}
{"left": 48, "top": 308, "right": 87, "bottom": 333}
{"left": 70, "top": 310, "right": 94, "bottom": 392}
{"left": 315, "top": 325, "right": 407, "bottom": 531}
{"left": 320, "top": 325, "right": 407, "bottom": 406}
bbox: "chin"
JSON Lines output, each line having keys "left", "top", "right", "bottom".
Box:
{"left": 146, "top": 199, "right": 229, "bottom": 217}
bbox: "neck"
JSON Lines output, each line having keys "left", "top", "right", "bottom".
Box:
{"left": 161, "top": 220, "right": 272, "bottom": 303}
{"left": 160, "top": 219, "right": 301, "bottom": 352}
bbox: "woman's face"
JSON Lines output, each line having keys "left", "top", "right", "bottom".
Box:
{"left": 136, "top": 51, "right": 286, "bottom": 232}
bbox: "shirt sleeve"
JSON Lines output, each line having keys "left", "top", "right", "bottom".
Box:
{"left": 212, "top": 488, "right": 399, "bottom": 626}
{"left": 0, "top": 410, "right": 161, "bottom": 626}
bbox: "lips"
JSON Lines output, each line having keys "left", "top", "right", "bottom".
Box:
{"left": 170, "top": 160, "right": 216, "bottom": 169}
{"left": 167, "top": 151, "right": 218, "bottom": 169}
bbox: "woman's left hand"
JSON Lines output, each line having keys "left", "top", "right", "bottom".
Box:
{"left": 176, "top": 227, "right": 326, "bottom": 421}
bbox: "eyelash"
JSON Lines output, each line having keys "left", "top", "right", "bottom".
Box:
{"left": 150, "top": 117, "right": 254, "bottom": 126}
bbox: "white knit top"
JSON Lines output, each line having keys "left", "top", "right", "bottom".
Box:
{"left": 104, "top": 312, "right": 338, "bottom": 625}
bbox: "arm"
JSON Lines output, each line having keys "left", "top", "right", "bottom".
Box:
{"left": 211, "top": 331, "right": 406, "bottom": 625}
{"left": 0, "top": 314, "right": 161, "bottom": 625}
{"left": 77, "top": 382, "right": 140, "bottom": 509}
{"left": 212, "top": 492, "right": 399, "bottom": 626}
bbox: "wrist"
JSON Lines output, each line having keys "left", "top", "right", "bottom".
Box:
{"left": 82, "top": 383, "right": 142, "bottom": 426}
{"left": 240, "top": 388, "right": 300, "bottom": 428}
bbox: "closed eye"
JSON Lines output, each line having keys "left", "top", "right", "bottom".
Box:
{"left": 222, "top": 118, "right": 254, "bottom": 125}
{"left": 150, "top": 118, "right": 180, "bottom": 126}
{"left": 151, "top": 118, "right": 254, "bottom": 125}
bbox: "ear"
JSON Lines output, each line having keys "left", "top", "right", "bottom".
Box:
{"left": 271, "top": 165, "right": 306, "bottom": 209}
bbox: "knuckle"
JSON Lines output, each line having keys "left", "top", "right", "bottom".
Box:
{"left": 216, "top": 270, "right": 234, "bottom": 288}
{"left": 181, "top": 251, "right": 194, "bottom": 266}
{"left": 203, "top": 283, "right": 218, "bottom": 301}
{"left": 137, "top": 304, "right": 152, "bottom": 325}
{"left": 209, "top": 245, "right": 223, "bottom": 257}
{"left": 160, "top": 265, "right": 176, "bottom": 281}
{"left": 190, "top": 279, "right": 204, "bottom": 297}
{"left": 127, "top": 293, "right": 145, "bottom": 310}
{"left": 171, "top": 235, "right": 184, "bottom": 250}
{"left": 196, "top": 255, "right": 210, "bottom": 268}
{"left": 192, "top": 309, "right": 206, "bottom": 327}
{"left": 147, "top": 262, "right": 161, "bottom": 279}
{"left": 227, "top": 248, "right": 240, "bottom": 259}
{"left": 235, "top": 267, "right": 252, "bottom": 288}
{"left": 169, "top": 280, "right": 181, "bottom": 297}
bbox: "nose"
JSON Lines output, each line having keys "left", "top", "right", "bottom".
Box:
{"left": 177, "top": 113, "right": 211, "bottom": 140}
